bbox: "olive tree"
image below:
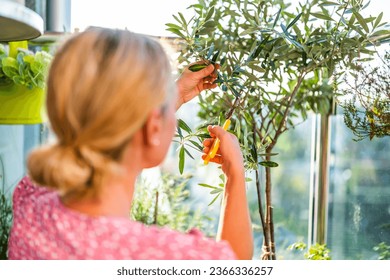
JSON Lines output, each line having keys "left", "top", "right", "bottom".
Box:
{"left": 167, "top": 0, "right": 389, "bottom": 259}
{"left": 342, "top": 50, "right": 390, "bottom": 140}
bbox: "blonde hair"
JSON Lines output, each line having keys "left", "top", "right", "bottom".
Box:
{"left": 28, "top": 27, "right": 175, "bottom": 198}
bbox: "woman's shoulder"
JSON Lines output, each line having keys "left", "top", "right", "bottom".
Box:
{"left": 12, "top": 176, "right": 53, "bottom": 205}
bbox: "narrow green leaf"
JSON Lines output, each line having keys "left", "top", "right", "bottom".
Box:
{"left": 205, "top": 6, "right": 215, "bottom": 22}
{"left": 371, "top": 29, "right": 390, "bottom": 37}
{"left": 166, "top": 28, "right": 186, "bottom": 38}
{"left": 319, "top": 1, "right": 339, "bottom": 6}
{"left": 202, "top": 20, "right": 216, "bottom": 28}
{"left": 235, "top": 119, "right": 241, "bottom": 139}
{"left": 189, "top": 140, "right": 203, "bottom": 151}
{"left": 287, "top": 12, "right": 302, "bottom": 30}
{"left": 178, "top": 12, "right": 187, "bottom": 28}
{"left": 208, "top": 192, "right": 221, "bottom": 206}
{"left": 230, "top": 86, "right": 240, "bottom": 97}
{"left": 284, "top": 35, "right": 304, "bottom": 50}
{"left": 259, "top": 161, "right": 279, "bottom": 167}
{"left": 250, "top": 145, "right": 258, "bottom": 162}
{"left": 273, "top": 8, "right": 281, "bottom": 28}
{"left": 206, "top": 43, "right": 215, "bottom": 59}
{"left": 176, "top": 126, "right": 183, "bottom": 138}
{"left": 211, "top": 50, "right": 220, "bottom": 64}
{"left": 353, "top": 10, "right": 369, "bottom": 33}
{"left": 281, "top": 23, "right": 287, "bottom": 34}
{"left": 247, "top": 63, "right": 266, "bottom": 73}
{"left": 310, "top": 12, "right": 334, "bottom": 21}
{"left": 188, "top": 4, "right": 204, "bottom": 11}
{"left": 210, "top": 189, "right": 223, "bottom": 194}
{"left": 172, "top": 14, "right": 183, "bottom": 25}
{"left": 197, "top": 27, "right": 214, "bottom": 35}
{"left": 220, "top": 56, "right": 226, "bottom": 66}
{"left": 239, "top": 27, "right": 259, "bottom": 36}
{"left": 179, "top": 146, "right": 185, "bottom": 174}
{"left": 374, "top": 12, "right": 383, "bottom": 29}
{"left": 177, "top": 119, "right": 192, "bottom": 133}
{"left": 165, "top": 23, "right": 183, "bottom": 30}
{"left": 198, "top": 183, "right": 219, "bottom": 190}
{"left": 243, "top": 70, "right": 258, "bottom": 81}
{"left": 184, "top": 148, "right": 194, "bottom": 159}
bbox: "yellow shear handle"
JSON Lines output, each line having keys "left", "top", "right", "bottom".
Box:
{"left": 204, "top": 119, "right": 231, "bottom": 165}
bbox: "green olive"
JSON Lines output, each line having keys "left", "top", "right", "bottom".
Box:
{"left": 188, "top": 64, "right": 208, "bottom": 72}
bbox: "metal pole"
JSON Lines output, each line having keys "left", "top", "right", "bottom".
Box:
{"left": 46, "top": 0, "right": 71, "bottom": 32}
{"left": 316, "top": 112, "right": 331, "bottom": 244}
{"left": 309, "top": 108, "right": 332, "bottom": 246}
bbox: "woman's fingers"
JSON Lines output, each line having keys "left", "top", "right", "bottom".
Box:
{"left": 202, "top": 138, "right": 214, "bottom": 147}
{"left": 202, "top": 146, "right": 221, "bottom": 155}
{"left": 202, "top": 154, "right": 223, "bottom": 164}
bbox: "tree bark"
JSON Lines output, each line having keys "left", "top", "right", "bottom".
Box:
{"left": 264, "top": 148, "right": 274, "bottom": 260}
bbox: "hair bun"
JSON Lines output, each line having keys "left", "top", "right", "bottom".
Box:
{"left": 28, "top": 144, "right": 111, "bottom": 197}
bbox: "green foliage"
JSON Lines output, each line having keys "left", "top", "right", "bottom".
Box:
{"left": 305, "top": 243, "right": 331, "bottom": 260}
{"left": 174, "top": 118, "right": 211, "bottom": 175}
{"left": 168, "top": 0, "right": 389, "bottom": 259}
{"left": 131, "top": 173, "right": 214, "bottom": 235}
{"left": 373, "top": 242, "right": 390, "bottom": 260}
{"left": 0, "top": 191, "right": 13, "bottom": 260}
{"left": 198, "top": 173, "right": 228, "bottom": 206}
{"left": 168, "top": 0, "right": 389, "bottom": 168}
{"left": 289, "top": 242, "right": 331, "bottom": 260}
{"left": 341, "top": 51, "right": 390, "bottom": 141}
{"left": 0, "top": 43, "right": 52, "bottom": 89}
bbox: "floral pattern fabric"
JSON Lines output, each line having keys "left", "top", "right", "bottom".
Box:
{"left": 8, "top": 177, "right": 236, "bottom": 260}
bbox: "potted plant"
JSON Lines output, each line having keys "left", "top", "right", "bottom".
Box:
{"left": 0, "top": 41, "right": 52, "bottom": 124}
{"left": 167, "top": 0, "right": 389, "bottom": 259}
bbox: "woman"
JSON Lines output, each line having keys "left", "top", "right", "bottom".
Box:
{"left": 8, "top": 27, "right": 253, "bottom": 260}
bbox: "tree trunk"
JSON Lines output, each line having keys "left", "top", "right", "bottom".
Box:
{"left": 261, "top": 147, "right": 275, "bottom": 260}
{"left": 255, "top": 168, "right": 268, "bottom": 259}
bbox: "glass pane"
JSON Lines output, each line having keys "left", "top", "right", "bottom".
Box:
{"left": 328, "top": 113, "right": 390, "bottom": 260}
{"left": 248, "top": 116, "right": 313, "bottom": 259}
{"left": 0, "top": 124, "right": 45, "bottom": 195}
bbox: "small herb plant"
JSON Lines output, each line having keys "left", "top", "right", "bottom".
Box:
{"left": 0, "top": 43, "right": 52, "bottom": 90}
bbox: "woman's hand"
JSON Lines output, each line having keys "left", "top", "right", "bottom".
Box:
{"left": 201, "top": 125, "right": 245, "bottom": 178}
{"left": 175, "top": 63, "right": 219, "bottom": 110}
{"left": 202, "top": 125, "right": 253, "bottom": 260}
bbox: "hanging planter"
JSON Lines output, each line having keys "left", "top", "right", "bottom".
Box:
{"left": 0, "top": 41, "right": 51, "bottom": 124}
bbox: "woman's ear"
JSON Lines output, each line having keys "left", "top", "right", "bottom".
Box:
{"left": 142, "top": 109, "right": 163, "bottom": 147}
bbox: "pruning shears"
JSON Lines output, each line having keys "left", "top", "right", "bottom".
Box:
{"left": 203, "top": 96, "right": 241, "bottom": 165}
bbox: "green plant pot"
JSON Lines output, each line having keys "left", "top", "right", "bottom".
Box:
{"left": 0, "top": 83, "right": 45, "bottom": 124}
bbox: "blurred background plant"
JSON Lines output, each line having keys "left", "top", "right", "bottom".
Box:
{"left": 131, "top": 173, "right": 214, "bottom": 235}
{"left": 341, "top": 50, "right": 390, "bottom": 141}
{"left": 167, "top": 0, "right": 389, "bottom": 259}
{"left": 0, "top": 190, "right": 12, "bottom": 260}
{"left": 288, "top": 241, "right": 331, "bottom": 260}
{"left": 373, "top": 241, "right": 390, "bottom": 260}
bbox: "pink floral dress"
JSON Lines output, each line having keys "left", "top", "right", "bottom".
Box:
{"left": 8, "top": 177, "right": 236, "bottom": 260}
